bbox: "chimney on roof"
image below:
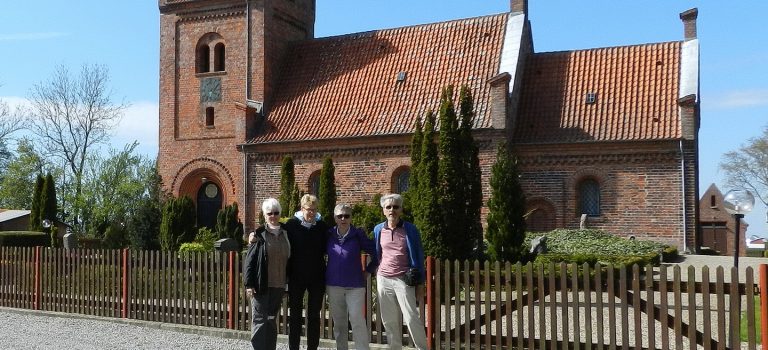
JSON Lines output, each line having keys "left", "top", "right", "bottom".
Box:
{"left": 679, "top": 8, "right": 698, "bottom": 40}
{"left": 510, "top": 0, "right": 528, "bottom": 14}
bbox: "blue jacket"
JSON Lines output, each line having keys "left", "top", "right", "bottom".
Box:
{"left": 373, "top": 220, "right": 426, "bottom": 283}
{"left": 325, "top": 225, "right": 378, "bottom": 288}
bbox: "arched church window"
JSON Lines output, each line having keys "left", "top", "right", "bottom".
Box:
{"left": 308, "top": 171, "right": 320, "bottom": 196}
{"left": 392, "top": 166, "right": 410, "bottom": 193}
{"left": 197, "top": 45, "right": 210, "bottom": 73}
{"left": 578, "top": 178, "right": 601, "bottom": 216}
{"left": 214, "top": 43, "right": 225, "bottom": 72}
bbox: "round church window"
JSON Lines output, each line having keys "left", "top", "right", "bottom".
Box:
{"left": 204, "top": 183, "right": 219, "bottom": 198}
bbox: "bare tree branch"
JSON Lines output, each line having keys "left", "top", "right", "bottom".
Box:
{"left": 0, "top": 97, "right": 26, "bottom": 143}
{"left": 720, "top": 125, "right": 768, "bottom": 207}
{"left": 26, "top": 64, "right": 128, "bottom": 229}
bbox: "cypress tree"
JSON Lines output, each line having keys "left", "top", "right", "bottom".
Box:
{"left": 404, "top": 117, "right": 423, "bottom": 219}
{"left": 29, "top": 174, "right": 44, "bottom": 231}
{"left": 278, "top": 156, "right": 296, "bottom": 217}
{"left": 486, "top": 142, "right": 527, "bottom": 262}
{"left": 416, "top": 110, "right": 444, "bottom": 258}
{"left": 41, "top": 173, "right": 58, "bottom": 247}
{"left": 318, "top": 156, "right": 336, "bottom": 221}
{"left": 216, "top": 202, "right": 244, "bottom": 248}
{"left": 159, "top": 195, "right": 197, "bottom": 251}
{"left": 458, "top": 86, "right": 484, "bottom": 257}
{"left": 437, "top": 85, "right": 466, "bottom": 259}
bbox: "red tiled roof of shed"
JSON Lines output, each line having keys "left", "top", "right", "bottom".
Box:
{"left": 513, "top": 41, "right": 682, "bottom": 143}
{"left": 249, "top": 13, "right": 509, "bottom": 144}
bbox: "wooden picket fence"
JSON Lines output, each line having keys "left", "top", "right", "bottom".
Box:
{"left": 1, "top": 246, "right": 767, "bottom": 349}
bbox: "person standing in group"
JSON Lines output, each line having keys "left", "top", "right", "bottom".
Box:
{"left": 243, "top": 198, "right": 291, "bottom": 350}
{"left": 373, "top": 193, "right": 428, "bottom": 350}
{"left": 285, "top": 194, "right": 329, "bottom": 350}
{"left": 326, "top": 204, "right": 378, "bottom": 350}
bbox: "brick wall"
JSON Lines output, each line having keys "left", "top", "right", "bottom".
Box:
{"left": 514, "top": 141, "right": 692, "bottom": 249}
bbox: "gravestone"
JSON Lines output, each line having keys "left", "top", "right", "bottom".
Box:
{"left": 62, "top": 233, "right": 78, "bottom": 249}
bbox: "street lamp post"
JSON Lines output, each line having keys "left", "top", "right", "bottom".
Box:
{"left": 723, "top": 189, "right": 755, "bottom": 268}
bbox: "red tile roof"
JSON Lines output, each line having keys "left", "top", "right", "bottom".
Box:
{"left": 249, "top": 13, "right": 509, "bottom": 144}
{"left": 513, "top": 42, "right": 682, "bottom": 143}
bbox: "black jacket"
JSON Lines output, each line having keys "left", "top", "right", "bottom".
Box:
{"left": 243, "top": 226, "right": 290, "bottom": 295}
{"left": 284, "top": 216, "right": 328, "bottom": 285}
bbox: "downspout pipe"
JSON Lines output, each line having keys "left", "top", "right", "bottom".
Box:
{"left": 680, "top": 140, "right": 688, "bottom": 253}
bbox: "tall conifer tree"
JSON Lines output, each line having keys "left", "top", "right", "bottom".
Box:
{"left": 486, "top": 142, "right": 526, "bottom": 262}
{"left": 437, "top": 85, "right": 467, "bottom": 259}
{"left": 318, "top": 156, "right": 336, "bottom": 221}
{"left": 29, "top": 174, "right": 44, "bottom": 231}
{"left": 417, "top": 110, "right": 444, "bottom": 257}
{"left": 458, "top": 86, "right": 484, "bottom": 256}
{"left": 405, "top": 117, "right": 423, "bottom": 218}
{"left": 278, "top": 156, "right": 296, "bottom": 217}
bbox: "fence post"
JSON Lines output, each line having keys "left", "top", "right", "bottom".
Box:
{"left": 426, "top": 256, "right": 433, "bottom": 350}
{"left": 760, "top": 264, "right": 768, "bottom": 350}
{"left": 227, "top": 251, "right": 236, "bottom": 329}
{"left": 34, "top": 246, "right": 41, "bottom": 310}
{"left": 122, "top": 248, "right": 129, "bottom": 319}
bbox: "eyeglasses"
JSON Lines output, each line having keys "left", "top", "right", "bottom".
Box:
{"left": 385, "top": 205, "right": 401, "bottom": 210}
{"left": 302, "top": 207, "right": 317, "bottom": 212}
{"left": 335, "top": 214, "right": 350, "bottom": 219}
{"left": 266, "top": 212, "right": 280, "bottom": 217}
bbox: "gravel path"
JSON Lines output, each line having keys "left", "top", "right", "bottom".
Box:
{"left": 0, "top": 309, "right": 252, "bottom": 350}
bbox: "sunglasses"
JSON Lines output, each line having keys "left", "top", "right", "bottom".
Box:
{"left": 335, "top": 214, "right": 350, "bottom": 219}
{"left": 266, "top": 212, "right": 280, "bottom": 217}
{"left": 385, "top": 205, "right": 401, "bottom": 210}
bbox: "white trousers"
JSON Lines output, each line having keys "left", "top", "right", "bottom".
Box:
{"left": 376, "top": 275, "right": 428, "bottom": 350}
{"left": 327, "top": 285, "right": 370, "bottom": 350}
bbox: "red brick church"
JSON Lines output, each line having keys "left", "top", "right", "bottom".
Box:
{"left": 157, "top": 0, "right": 701, "bottom": 251}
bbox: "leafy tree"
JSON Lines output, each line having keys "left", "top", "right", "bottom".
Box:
{"left": 351, "top": 194, "right": 385, "bottom": 237}
{"left": 126, "top": 161, "right": 164, "bottom": 250}
{"left": 0, "top": 141, "right": 12, "bottom": 180}
{"left": 159, "top": 196, "right": 197, "bottom": 251}
{"left": 27, "top": 64, "right": 127, "bottom": 232}
{"left": 486, "top": 142, "right": 526, "bottom": 262}
{"left": 279, "top": 156, "right": 297, "bottom": 216}
{"left": 29, "top": 175, "right": 44, "bottom": 231}
{"left": 720, "top": 125, "right": 768, "bottom": 209}
{"left": 415, "top": 110, "right": 444, "bottom": 258}
{"left": 216, "top": 202, "right": 244, "bottom": 248}
{"left": 437, "top": 85, "right": 467, "bottom": 259}
{"left": 0, "top": 139, "right": 47, "bottom": 210}
{"left": 318, "top": 156, "right": 336, "bottom": 221}
{"left": 101, "top": 221, "right": 128, "bottom": 249}
{"left": 458, "top": 86, "right": 484, "bottom": 257}
{"left": 80, "top": 142, "right": 146, "bottom": 237}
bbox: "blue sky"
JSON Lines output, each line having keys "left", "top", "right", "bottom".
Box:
{"left": 1, "top": 1, "right": 767, "bottom": 238}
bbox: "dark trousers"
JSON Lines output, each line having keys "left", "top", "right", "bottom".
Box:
{"left": 288, "top": 280, "right": 325, "bottom": 350}
{"left": 250, "top": 287, "right": 285, "bottom": 350}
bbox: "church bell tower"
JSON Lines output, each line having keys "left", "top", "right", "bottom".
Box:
{"left": 157, "top": 0, "right": 315, "bottom": 228}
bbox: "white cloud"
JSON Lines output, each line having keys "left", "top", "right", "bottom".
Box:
{"left": 710, "top": 89, "right": 768, "bottom": 108}
{"left": 0, "top": 32, "right": 69, "bottom": 41}
{"left": 111, "top": 101, "right": 159, "bottom": 158}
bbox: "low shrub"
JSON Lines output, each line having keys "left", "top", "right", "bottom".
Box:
{"left": 179, "top": 242, "right": 208, "bottom": 254}
{"left": 0, "top": 231, "right": 48, "bottom": 247}
{"left": 524, "top": 229, "right": 676, "bottom": 266}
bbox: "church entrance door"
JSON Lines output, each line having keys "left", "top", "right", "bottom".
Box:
{"left": 197, "top": 182, "right": 222, "bottom": 230}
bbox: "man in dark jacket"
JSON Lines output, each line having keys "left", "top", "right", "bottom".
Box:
{"left": 284, "top": 194, "right": 328, "bottom": 350}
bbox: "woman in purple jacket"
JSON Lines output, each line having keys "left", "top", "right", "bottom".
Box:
{"left": 326, "top": 204, "right": 378, "bottom": 350}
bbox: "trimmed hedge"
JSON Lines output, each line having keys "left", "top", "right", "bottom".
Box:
{"left": 0, "top": 231, "right": 49, "bottom": 247}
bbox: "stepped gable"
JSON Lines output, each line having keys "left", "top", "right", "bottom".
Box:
{"left": 514, "top": 41, "right": 682, "bottom": 144}
{"left": 248, "top": 13, "right": 510, "bottom": 144}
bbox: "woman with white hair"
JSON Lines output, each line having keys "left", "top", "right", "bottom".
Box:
{"left": 243, "top": 198, "right": 290, "bottom": 350}
{"left": 325, "top": 203, "right": 378, "bottom": 350}
{"left": 373, "top": 193, "right": 428, "bottom": 350}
